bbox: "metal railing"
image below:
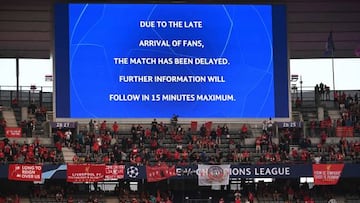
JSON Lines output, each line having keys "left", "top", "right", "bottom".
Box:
{"left": 0, "top": 86, "right": 53, "bottom": 111}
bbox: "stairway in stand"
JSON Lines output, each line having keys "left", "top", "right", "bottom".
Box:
{"left": 2, "top": 109, "right": 18, "bottom": 127}
{"left": 62, "top": 147, "right": 76, "bottom": 163}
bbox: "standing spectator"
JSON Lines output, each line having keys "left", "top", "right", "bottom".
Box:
{"left": 287, "top": 186, "right": 294, "bottom": 201}
{"left": 94, "top": 120, "right": 99, "bottom": 134}
{"left": 27, "top": 120, "right": 34, "bottom": 137}
{"left": 200, "top": 124, "right": 206, "bottom": 138}
{"left": 112, "top": 121, "right": 119, "bottom": 137}
{"left": 216, "top": 125, "right": 222, "bottom": 145}
{"left": 325, "top": 85, "right": 330, "bottom": 100}
{"left": 65, "top": 129, "right": 72, "bottom": 147}
{"left": 315, "top": 84, "right": 320, "bottom": 105}
{"left": 88, "top": 119, "right": 94, "bottom": 133}
{"left": 11, "top": 98, "right": 18, "bottom": 108}
{"left": 320, "top": 131, "right": 327, "bottom": 145}
{"left": 267, "top": 118, "right": 273, "bottom": 134}
{"left": 248, "top": 191, "right": 254, "bottom": 203}
{"left": 262, "top": 120, "right": 267, "bottom": 133}
{"left": 255, "top": 137, "right": 261, "bottom": 153}
{"left": 222, "top": 124, "right": 230, "bottom": 138}
{"left": 319, "top": 82, "right": 325, "bottom": 100}
{"left": 151, "top": 119, "right": 158, "bottom": 134}
{"left": 240, "top": 124, "right": 248, "bottom": 145}
{"left": 170, "top": 114, "right": 178, "bottom": 130}
{"left": 210, "top": 129, "right": 217, "bottom": 144}
{"left": 296, "top": 97, "right": 302, "bottom": 107}
{"left": 100, "top": 120, "right": 107, "bottom": 134}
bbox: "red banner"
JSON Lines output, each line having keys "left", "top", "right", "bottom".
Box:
{"left": 146, "top": 164, "right": 176, "bottom": 182}
{"left": 105, "top": 165, "right": 125, "bottom": 180}
{"left": 336, "top": 126, "right": 354, "bottom": 137}
{"left": 312, "top": 164, "right": 344, "bottom": 185}
{"left": 8, "top": 164, "right": 42, "bottom": 181}
{"left": 5, "top": 127, "right": 22, "bottom": 138}
{"left": 67, "top": 164, "right": 105, "bottom": 182}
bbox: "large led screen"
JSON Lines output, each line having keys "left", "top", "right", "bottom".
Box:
{"left": 55, "top": 4, "right": 289, "bottom": 119}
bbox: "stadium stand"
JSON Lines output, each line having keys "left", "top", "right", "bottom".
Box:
{"left": 2, "top": 90, "right": 360, "bottom": 203}
{"left": 2, "top": 89, "right": 360, "bottom": 203}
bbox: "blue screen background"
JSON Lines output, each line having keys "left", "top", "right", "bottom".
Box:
{"left": 55, "top": 4, "right": 288, "bottom": 119}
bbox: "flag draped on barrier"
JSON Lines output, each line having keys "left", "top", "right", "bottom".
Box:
{"left": 198, "top": 164, "right": 230, "bottom": 186}
{"left": 8, "top": 164, "right": 42, "bottom": 181}
{"left": 105, "top": 165, "right": 125, "bottom": 180}
{"left": 146, "top": 163, "right": 176, "bottom": 182}
{"left": 312, "top": 164, "right": 344, "bottom": 185}
{"left": 67, "top": 164, "right": 105, "bottom": 182}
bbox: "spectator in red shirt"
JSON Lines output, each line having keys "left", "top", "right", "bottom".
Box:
{"left": 174, "top": 150, "right": 180, "bottom": 162}
{"left": 11, "top": 98, "right": 19, "bottom": 108}
{"left": 145, "top": 128, "right": 151, "bottom": 139}
{"left": 309, "top": 120, "right": 316, "bottom": 137}
{"left": 248, "top": 191, "right": 254, "bottom": 203}
{"left": 321, "top": 131, "right": 327, "bottom": 145}
{"left": 150, "top": 139, "right": 158, "bottom": 151}
{"left": 72, "top": 154, "right": 79, "bottom": 163}
{"left": 334, "top": 91, "right": 338, "bottom": 102}
{"left": 301, "top": 149, "right": 309, "bottom": 161}
{"left": 295, "top": 97, "right": 302, "bottom": 107}
{"left": 336, "top": 152, "right": 344, "bottom": 162}
{"left": 305, "top": 197, "right": 315, "bottom": 203}
{"left": 49, "top": 150, "right": 56, "bottom": 163}
{"left": 182, "top": 149, "right": 189, "bottom": 161}
{"left": 112, "top": 121, "right": 119, "bottom": 135}
{"left": 55, "top": 141, "right": 62, "bottom": 153}
{"left": 274, "top": 152, "right": 281, "bottom": 163}
{"left": 255, "top": 137, "right": 261, "bottom": 153}
{"left": 155, "top": 148, "right": 164, "bottom": 161}
{"left": 187, "top": 142, "right": 194, "bottom": 152}
{"left": 100, "top": 120, "right": 107, "bottom": 134}
{"left": 0, "top": 150, "right": 4, "bottom": 163}
{"left": 287, "top": 186, "right": 294, "bottom": 201}
{"left": 242, "top": 150, "right": 250, "bottom": 162}
{"left": 240, "top": 124, "right": 248, "bottom": 145}
{"left": 26, "top": 150, "right": 35, "bottom": 163}
{"left": 291, "top": 148, "right": 299, "bottom": 161}
{"left": 34, "top": 136, "right": 40, "bottom": 146}
{"left": 103, "top": 154, "right": 110, "bottom": 164}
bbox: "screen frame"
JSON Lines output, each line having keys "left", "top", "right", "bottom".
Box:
{"left": 53, "top": 3, "right": 290, "bottom": 122}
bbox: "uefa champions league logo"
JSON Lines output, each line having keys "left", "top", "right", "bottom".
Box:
{"left": 127, "top": 166, "right": 139, "bottom": 178}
